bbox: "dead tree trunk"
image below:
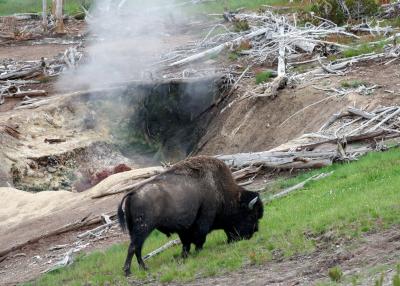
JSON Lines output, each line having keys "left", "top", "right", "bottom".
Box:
{"left": 54, "top": 0, "right": 64, "bottom": 34}
{"left": 42, "top": 0, "right": 47, "bottom": 32}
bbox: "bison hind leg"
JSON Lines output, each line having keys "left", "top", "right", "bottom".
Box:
{"left": 123, "top": 242, "right": 135, "bottom": 276}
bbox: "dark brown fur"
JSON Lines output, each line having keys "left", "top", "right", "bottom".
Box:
{"left": 117, "top": 156, "right": 263, "bottom": 276}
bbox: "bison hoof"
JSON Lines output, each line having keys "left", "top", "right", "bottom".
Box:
{"left": 124, "top": 270, "right": 131, "bottom": 277}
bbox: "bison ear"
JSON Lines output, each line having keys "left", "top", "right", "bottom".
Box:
{"left": 248, "top": 196, "right": 258, "bottom": 210}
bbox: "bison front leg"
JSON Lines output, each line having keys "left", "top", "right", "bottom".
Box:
{"left": 178, "top": 231, "right": 191, "bottom": 258}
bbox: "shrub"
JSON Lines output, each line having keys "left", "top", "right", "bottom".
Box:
{"left": 328, "top": 266, "right": 343, "bottom": 282}
{"left": 255, "top": 70, "right": 273, "bottom": 84}
{"left": 341, "top": 79, "right": 368, "bottom": 88}
{"left": 233, "top": 19, "right": 250, "bottom": 32}
{"left": 311, "top": 0, "right": 379, "bottom": 25}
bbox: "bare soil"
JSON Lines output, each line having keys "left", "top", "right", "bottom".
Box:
{"left": 199, "top": 61, "right": 400, "bottom": 155}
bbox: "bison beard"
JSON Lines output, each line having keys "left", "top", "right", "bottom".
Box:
{"left": 117, "top": 156, "right": 263, "bottom": 276}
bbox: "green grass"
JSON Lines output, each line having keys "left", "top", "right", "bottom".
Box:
{"left": 0, "top": 0, "right": 88, "bottom": 16}
{"left": 25, "top": 148, "right": 400, "bottom": 285}
{"left": 342, "top": 41, "right": 386, "bottom": 58}
{"left": 340, "top": 79, "right": 369, "bottom": 88}
{"left": 183, "top": 0, "right": 291, "bottom": 14}
{"left": 255, "top": 70, "right": 274, "bottom": 84}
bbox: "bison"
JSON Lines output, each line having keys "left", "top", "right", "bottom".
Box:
{"left": 117, "top": 156, "right": 263, "bottom": 276}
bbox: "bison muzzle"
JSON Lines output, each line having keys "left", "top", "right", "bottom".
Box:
{"left": 117, "top": 156, "right": 263, "bottom": 276}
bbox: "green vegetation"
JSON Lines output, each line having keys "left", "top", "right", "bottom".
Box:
{"left": 0, "top": 0, "right": 89, "bottom": 16}
{"left": 187, "top": 0, "right": 291, "bottom": 14}
{"left": 310, "top": 0, "right": 378, "bottom": 25}
{"left": 342, "top": 41, "right": 385, "bottom": 58}
{"left": 233, "top": 19, "right": 250, "bottom": 32}
{"left": 340, "top": 79, "right": 368, "bottom": 88}
{"left": 228, "top": 51, "right": 240, "bottom": 61}
{"left": 328, "top": 266, "right": 343, "bottom": 282}
{"left": 26, "top": 148, "right": 400, "bottom": 285}
{"left": 342, "top": 41, "right": 386, "bottom": 58}
{"left": 393, "top": 264, "right": 400, "bottom": 286}
{"left": 255, "top": 70, "right": 274, "bottom": 84}
{"left": 375, "top": 273, "right": 385, "bottom": 286}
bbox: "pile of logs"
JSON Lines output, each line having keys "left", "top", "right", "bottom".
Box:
{"left": 379, "top": 1, "right": 400, "bottom": 19}
{"left": 159, "top": 8, "right": 400, "bottom": 98}
{"left": 0, "top": 47, "right": 82, "bottom": 105}
{"left": 217, "top": 106, "right": 400, "bottom": 170}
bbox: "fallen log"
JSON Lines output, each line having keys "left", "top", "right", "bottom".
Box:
{"left": 143, "top": 239, "right": 181, "bottom": 261}
{"left": 6, "top": 90, "right": 47, "bottom": 98}
{"left": 269, "top": 171, "right": 334, "bottom": 200}
{"left": 0, "top": 67, "right": 43, "bottom": 81}
{"left": 169, "top": 27, "right": 272, "bottom": 67}
{"left": 347, "top": 107, "right": 375, "bottom": 119}
{"left": 216, "top": 150, "right": 337, "bottom": 169}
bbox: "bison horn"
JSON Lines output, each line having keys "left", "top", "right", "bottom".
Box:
{"left": 248, "top": 197, "right": 258, "bottom": 210}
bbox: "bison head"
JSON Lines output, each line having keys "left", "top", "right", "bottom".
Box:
{"left": 226, "top": 190, "right": 264, "bottom": 243}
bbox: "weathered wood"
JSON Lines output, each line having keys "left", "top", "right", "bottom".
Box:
{"left": 217, "top": 150, "right": 337, "bottom": 169}
{"left": 77, "top": 220, "right": 116, "bottom": 239}
{"left": 42, "top": 0, "right": 47, "bottom": 32}
{"left": 54, "top": 0, "right": 64, "bottom": 34}
{"left": 6, "top": 90, "right": 47, "bottom": 98}
{"left": 270, "top": 171, "right": 334, "bottom": 200}
{"left": 319, "top": 111, "right": 350, "bottom": 131}
{"left": 347, "top": 107, "right": 375, "bottom": 119}
{"left": 0, "top": 67, "right": 42, "bottom": 80}
{"left": 169, "top": 27, "right": 272, "bottom": 67}
{"left": 143, "top": 239, "right": 181, "bottom": 261}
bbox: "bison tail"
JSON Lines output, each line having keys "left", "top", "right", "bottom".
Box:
{"left": 117, "top": 195, "right": 128, "bottom": 232}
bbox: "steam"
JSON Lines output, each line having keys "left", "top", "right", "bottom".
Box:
{"left": 58, "top": 0, "right": 184, "bottom": 91}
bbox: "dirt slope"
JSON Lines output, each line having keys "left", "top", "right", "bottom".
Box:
{"left": 199, "top": 61, "right": 400, "bottom": 155}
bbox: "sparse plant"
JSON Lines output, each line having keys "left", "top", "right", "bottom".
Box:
{"left": 393, "top": 264, "right": 400, "bottom": 286}
{"left": 342, "top": 41, "right": 386, "bottom": 58}
{"left": 233, "top": 19, "right": 250, "bottom": 32}
{"left": 228, "top": 51, "right": 239, "bottom": 61}
{"left": 375, "top": 272, "right": 385, "bottom": 286}
{"left": 341, "top": 79, "right": 368, "bottom": 88}
{"left": 311, "top": 0, "right": 379, "bottom": 25}
{"left": 328, "top": 266, "right": 343, "bottom": 282}
{"left": 248, "top": 251, "right": 257, "bottom": 265}
{"left": 255, "top": 70, "right": 273, "bottom": 84}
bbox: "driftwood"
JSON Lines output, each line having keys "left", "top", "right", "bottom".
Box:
{"left": 217, "top": 150, "right": 337, "bottom": 169}
{"left": 0, "top": 125, "right": 21, "bottom": 139}
{"left": 44, "top": 138, "right": 66, "bottom": 144}
{"left": 5, "top": 90, "right": 47, "bottom": 98}
{"left": 270, "top": 171, "right": 334, "bottom": 200}
{"left": 169, "top": 27, "right": 272, "bottom": 67}
{"left": 0, "top": 67, "right": 43, "bottom": 81}
{"left": 143, "top": 239, "right": 181, "bottom": 261}
{"left": 77, "top": 219, "right": 116, "bottom": 239}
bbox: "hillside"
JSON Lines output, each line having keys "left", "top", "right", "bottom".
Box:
{"left": 0, "top": 0, "right": 400, "bottom": 285}
{"left": 25, "top": 148, "right": 400, "bottom": 285}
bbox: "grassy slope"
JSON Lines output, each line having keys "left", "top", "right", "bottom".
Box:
{"left": 26, "top": 148, "right": 400, "bottom": 285}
